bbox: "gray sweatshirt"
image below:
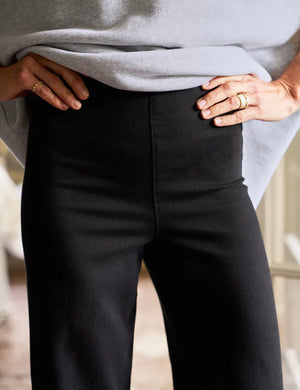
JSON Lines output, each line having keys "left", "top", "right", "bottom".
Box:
{"left": 0, "top": 0, "right": 300, "bottom": 208}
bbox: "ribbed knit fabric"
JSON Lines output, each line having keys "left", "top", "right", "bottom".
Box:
{"left": 0, "top": 0, "right": 299, "bottom": 208}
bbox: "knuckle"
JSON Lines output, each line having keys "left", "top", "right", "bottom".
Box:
{"left": 59, "top": 67, "right": 77, "bottom": 79}
{"left": 249, "top": 82, "right": 258, "bottom": 94}
{"left": 223, "top": 81, "right": 234, "bottom": 93}
{"left": 69, "top": 75, "right": 84, "bottom": 90}
{"left": 255, "top": 91, "right": 261, "bottom": 105}
{"left": 64, "top": 89, "right": 75, "bottom": 101}
{"left": 235, "top": 111, "right": 244, "bottom": 122}
{"left": 27, "top": 52, "right": 38, "bottom": 59}
{"left": 58, "top": 70, "right": 68, "bottom": 79}
{"left": 43, "top": 87, "right": 56, "bottom": 103}
{"left": 50, "top": 73, "right": 62, "bottom": 87}
{"left": 16, "top": 69, "right": 31, "bottom": 87}
{"left": 249, "top": 72, "right": 259, "bottom": 80}
{"left": 243, "top": 74, "right": 253, "bottom": 82}
{"left": 72, "top": 72, "right": 83, "bottom": 82}
{"left": 48, "top": 95, "right": 58, "bottom": 106}
{"left": 23, "top": 53, "right": 37, "bottom": 68}
{"left": 58, "top": 69, "right": 85, "bottom": 92}
{"left": 61, "top": 67, "right": 77, "bottom": 78}
{"left": 229, "top": 95, "right": 240, "bottom": 108}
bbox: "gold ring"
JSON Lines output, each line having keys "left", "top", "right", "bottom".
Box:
{"left": 236, "top": 92, "right": 249, "bottom": 109}
{"left": 32, "top": 79, "right": 43, "bottom": 93}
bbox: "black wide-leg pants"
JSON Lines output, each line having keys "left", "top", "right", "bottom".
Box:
{"left": 21, "top": 76, "right": 284, "bottom": 390}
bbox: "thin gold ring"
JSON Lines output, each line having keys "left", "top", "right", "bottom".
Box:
{"left": 32, "top": 79, "right": 43, "bottom": 93}
{"left": 236, "top": 92, "right": 249, "bottom": 109}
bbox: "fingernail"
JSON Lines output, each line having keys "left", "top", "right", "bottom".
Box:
{"left": 202, "top": 109, "right": 211, "bottom": 117}
{"left": 61, "top": 103, "right": 69, "bottom": 110}
{"left": 82, "top": 88, "right": 89, "bottom": 98}
{"left": 198, "top": 99, "right": 206, "bottom": 109}
{"left": 73, "top": 100, "right": 82, "bottom": 109}
{"left": 202, "top": 81, "right": 210, "bottom": 87}
{"left": 215, "top": 118, "right": 222, "bottom": 124}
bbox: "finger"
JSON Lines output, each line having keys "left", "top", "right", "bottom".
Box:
{"left": 201, "top": 94, "right": 252, "bottom": 120}
{"left": 30, "top": 77, "right": 70, "bottom": 111}
{"left": 197, "top": 80, "right": 257, "bottom": 111}
{"left": 28, "top": 52, "right": 89, "bottom": 101}
{"left": 201, "top": 73, "right": 255, "bottom": 90}
{"left": 30, "top": 61, "right": 83, "bottom": 110}
{"left": 213, "top": 106, "right": 258, "bottom": 127}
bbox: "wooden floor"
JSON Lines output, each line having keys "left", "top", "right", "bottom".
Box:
{"left": 0, "top": 265, "right": 299, "bottom": 390}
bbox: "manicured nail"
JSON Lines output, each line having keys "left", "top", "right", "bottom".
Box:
{"left": 198, "top": 99, "right": 206, "bottom": 109}
{"left": 202, "top": 109, "right": 211, "bottom": 117}
{"left": 215, "top": 117, "right": 222, "bottom": 125}
{"left": 73, "top": 100, "right": 82, "bottom": 109}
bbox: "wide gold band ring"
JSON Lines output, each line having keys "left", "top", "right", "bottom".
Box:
{"left": 236, "top": 92, "right": 249, "bottom": 110}
{"left": 32, "top": 79, "right": 43, "bottom": 93}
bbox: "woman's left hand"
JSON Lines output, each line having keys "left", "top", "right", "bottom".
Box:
{"left": 197, "top": 73, "right": 300, "bottom": 126}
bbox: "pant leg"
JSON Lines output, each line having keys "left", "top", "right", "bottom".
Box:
{"left": 21, "top": 81, "right": 156, "bottom": 390}
{"left": 143, "top": 86, "right": 284, "bottom": 390}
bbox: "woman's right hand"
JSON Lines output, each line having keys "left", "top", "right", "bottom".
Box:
{"left": 0, "top": 52, "right": 90, "bottom": 111}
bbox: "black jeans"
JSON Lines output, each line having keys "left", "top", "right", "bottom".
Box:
{"left": 21, "top": 76, "right": 284, "bottom": 390}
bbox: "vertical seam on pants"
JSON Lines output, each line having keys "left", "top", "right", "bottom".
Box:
{"left": 148, "top": 93, "right": 160, "bottom": 236}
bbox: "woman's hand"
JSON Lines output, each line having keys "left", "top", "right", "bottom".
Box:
{"left": 197, "top": 73, "right": 300, "bottom": 126}
{"left": 0, "top": 52, "right": 90, "bottom": 111}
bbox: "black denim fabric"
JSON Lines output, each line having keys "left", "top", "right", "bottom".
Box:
{"left": 21, "top": 76, "right": 284, "bottom": 390}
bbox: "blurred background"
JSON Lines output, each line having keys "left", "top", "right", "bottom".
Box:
{"left": 0, "top": 130, "right": 300, "bottom": 390}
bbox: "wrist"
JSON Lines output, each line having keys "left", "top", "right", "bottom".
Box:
{"left": 276, "top": 76, "right": 300, "bottom": 111}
